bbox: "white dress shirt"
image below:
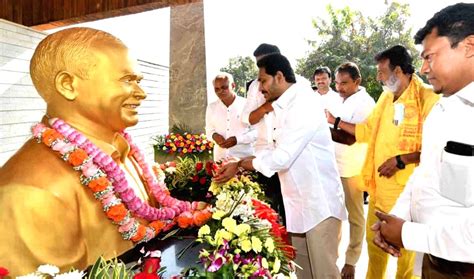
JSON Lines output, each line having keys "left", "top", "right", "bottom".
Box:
{"left": 332, "top": 87, "right": 375, "bottom": 177}
{"left": 391, "top": 82, "right": 474, "bottom": 263}
{"left": 242, "top": 76, "right": 311, "bottom": 154}
{"left": 252, "top": 82, "right": 347, "bottom": 233}
{"left": 205, "top": 96, "right": 256, "bottom": 161}
{"left": 318, "top": 88, "right": 341, "bottom": 113}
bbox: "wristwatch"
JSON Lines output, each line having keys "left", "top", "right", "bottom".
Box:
{"left": 395, "top": 155, "right": 405, "bottom": 169}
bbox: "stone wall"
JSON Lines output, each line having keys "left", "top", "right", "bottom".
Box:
{"left": 0, "top": 19, "right": 169, "bottom": 165}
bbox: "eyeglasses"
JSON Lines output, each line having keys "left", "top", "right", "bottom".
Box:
{"left": 214, "top": 85, "right": 229, "bottom": 92}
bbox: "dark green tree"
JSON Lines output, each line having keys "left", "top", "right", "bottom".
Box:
{"left": 296, "top": 2, "right": 420, "bottom": 100}
{"left": 220, "top": 56, "right": 258, "bottom": 97}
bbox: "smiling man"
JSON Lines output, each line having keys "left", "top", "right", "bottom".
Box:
{"left": 0, "top": 27, "right": 151, "bottom": 275}
{"left": 215, "top": 53, "right": 346, "bottom": 278}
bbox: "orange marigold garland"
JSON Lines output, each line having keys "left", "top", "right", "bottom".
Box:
{"left": 32, "top": 120, "right": 212, "bottom": 244}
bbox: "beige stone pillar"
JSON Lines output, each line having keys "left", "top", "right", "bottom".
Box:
{"left": 169, "top": 0, "right": 207, "bottom": 133}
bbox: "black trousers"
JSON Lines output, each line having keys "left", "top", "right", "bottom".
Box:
{"left": 256, "top": 172, "right": 286, "bottom": 226}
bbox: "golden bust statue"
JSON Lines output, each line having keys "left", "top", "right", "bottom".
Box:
{"left": 0, "top": 27, "right": 152, "bottom": 275}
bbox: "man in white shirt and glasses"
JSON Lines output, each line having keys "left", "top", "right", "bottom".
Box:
{"left": 372, "top": 3, "right": 474, "bottom": 278}
{"left": 215, "top": 53, "right": 346, "bottom": 279}
{"left": 206, "top": 72, "right": 256, "bottom": 161}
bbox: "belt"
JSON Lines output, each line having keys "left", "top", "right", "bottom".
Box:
{"left": 428, "top": 254, "right": 474, "bottom": 277}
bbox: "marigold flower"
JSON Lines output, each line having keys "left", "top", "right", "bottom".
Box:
{"left": 177, "top": 211, "right": 193, "bottom": 228}
{"left": 149, "top": 220, "right": 166, "bottom": 234}
{"left": 42, "top": 128, "right": 62, "bottom": 146}
{"left": 88, "top": 176, "right": 109, "bottom": 192}
{"left": 193, "top": 210, "right": 211, "bottom": 227}
{"left": 106, "top": 204, "right": 128, "bottom": 222}
{"left": 68, "top": 149, "right": 88, "bottom": 166}
{"left": 131, "top": 224, "right": 147, "bottom": 242}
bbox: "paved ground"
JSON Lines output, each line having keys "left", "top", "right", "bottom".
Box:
{"left": 336, "top": 204, "right": 399, "bottom": 279}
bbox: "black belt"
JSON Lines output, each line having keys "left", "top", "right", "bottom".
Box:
{"left": 428, "top": 254, "right": 474, "bottom": 276}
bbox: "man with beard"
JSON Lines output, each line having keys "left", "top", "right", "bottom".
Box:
{"left": 372, "top": 3, "right": 474, "bottom": 277}
{"left": 216, "top": 53, "right": 346, "bottom": 278}
{"left": 327, "top": 45, "right": 439, "bottom": 278}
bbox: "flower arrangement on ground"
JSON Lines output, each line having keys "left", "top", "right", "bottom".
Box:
{"left": 183, "top": 176, "right": 297, "bottom": 278}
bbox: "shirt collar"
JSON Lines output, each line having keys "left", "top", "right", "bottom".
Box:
{"left": 84, "top": 132, "right": 130, "bottom": 163}
{"left": 272, "top": 83, "right": 297, "bottom": 111}
{"left": 454, "top": 81, "right": 474, "bottom": 106}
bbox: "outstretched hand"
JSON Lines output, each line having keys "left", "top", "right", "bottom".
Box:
{"left": 371, "top": 211, "right": 405, "bottom": 257}
{"left": 212, "top": 161, "right": 239, "bottom": 183}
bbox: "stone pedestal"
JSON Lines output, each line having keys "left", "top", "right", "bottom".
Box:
{"left": 169, "top": 0, "right": 207, "bottom": 133}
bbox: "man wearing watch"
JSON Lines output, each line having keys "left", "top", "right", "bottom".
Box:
{"left": 327, "top": 45, "right": 439, "bottom": 278}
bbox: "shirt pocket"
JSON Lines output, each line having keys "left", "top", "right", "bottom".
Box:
{"left": 440, "top": 150, "right": 474, "bottom": 206}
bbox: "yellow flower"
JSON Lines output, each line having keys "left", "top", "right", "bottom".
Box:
{"left": 215, "top": 229, "right": 233, "bottom": 245}
{"left": 240, "top": 238, "right": 252, "bottom": 252}
{"left": 234, "top": 223, "right": 251, "bottom": 236}
{"left": 264, "top": 238, "right": 275, "bottom": 253}
{"left": 199, "top": 249, "right": 210, "bottom": 258}
{"left": 212, "top": 210, "right": 226, "bottom": 220}
{"left": 261, "top": 257, "right": 269, "bottom": 269}
{"left": 198, "top": 225, "right": 210, "bottom": 237}
{"left": 251, "top": 236, "right": 262, "bottom": 253}
{"left": 222, "top": 217, "right": 237, "bottom": 233}
{"left": 272, "top": 258, "right": 281, "bottom": 273}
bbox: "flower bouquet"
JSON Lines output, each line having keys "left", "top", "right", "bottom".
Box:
{"left": 153, "top": 157, "right": 217, "bottom": 202}
{"left": 182, "top": 176, "right": 297, "bottom": 278}
{"left": 153, "top": 132, "right": 214, "bottom": 163}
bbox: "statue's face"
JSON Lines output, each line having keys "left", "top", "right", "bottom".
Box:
{"left": 74, "top": 44, "right": 146, "bottom": 132}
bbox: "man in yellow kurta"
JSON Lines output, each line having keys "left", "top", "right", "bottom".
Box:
{"left": 0, "top": 28, "right": 151, "bottom": 276}
{"left": 327, "top": 45, "right": 439, "bottom": 278}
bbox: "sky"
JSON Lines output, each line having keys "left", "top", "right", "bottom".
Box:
{"left": 53, "top": 0, "right": 465, "bottom": 100}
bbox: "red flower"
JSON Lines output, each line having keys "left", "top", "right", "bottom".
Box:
{"left": 195, "top": 162, "right": 203, "bottom": 172}
{"left": 0, "top": 267, "right": 9, "bottom": 278}
{"left": 133, "top": 272, "right": 160, "bottom": 279}
{"left": 199, "top": 177, "right": 207, "bottom": 185}
{"left": 191, "top": 175, "right": 199, "bottom": 182}
{"left": 143, "top": 257, "right": 161, "bottom": 273}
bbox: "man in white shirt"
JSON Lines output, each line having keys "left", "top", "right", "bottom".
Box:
{"left": 205, "top": 72, "right": 256, "bottom": 161}
{"left": 329, "top": 62, "right": 375, "bottom": 279}
{"left": 372, "top": 3, "right": 474, "bottom": 277}
{"left": 313, "top": 66, "right": 340, "bottom": 112}
{"left": 215, "top": 53, "right": 346, "bottom": 279}
{"left": 241, "top": 43, "right": 286, "bottom": 223}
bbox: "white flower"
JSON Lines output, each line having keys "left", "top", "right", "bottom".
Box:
{"left": 37, "top": 264, "right": 59, "bottom": 276}
{"left": 149, "top": 250, "right": 162, "bottom": 258}
{"left": 53, "top": 270, "right": 84, "bottom": 279}
{"left": 16, "top": 273, "right": 42, "bottom": 279}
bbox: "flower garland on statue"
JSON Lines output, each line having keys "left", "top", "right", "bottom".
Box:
{"left": 31, "top": 118, "right": 211, "bottom": 243}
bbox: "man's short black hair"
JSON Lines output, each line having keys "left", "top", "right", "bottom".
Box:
{"left": 335, "top": 62, "right": 361, "bottom": 81}
{"left": 414, "top": 3, "right": 474, "bottom": 47}
{"left": 257, "top": 54, "right": 296, "bottom": 83}
{"left": 313, "top": 66, "right": 332, "bottom": 79}
{"left": 253, "top": 43, "right": 281, "bottom": 58}
{"left": 374, "top": 45, "right": 415, "bottom": 75}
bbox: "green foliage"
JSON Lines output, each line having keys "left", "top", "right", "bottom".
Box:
{"left": 87, "top": 256, "right": 134, "bottom": 279}
{"left": 296, "top": 2, "right": 420, "bottom": 100}
{"left": 219, "top": 56, "right": 258, "bottom": 97}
